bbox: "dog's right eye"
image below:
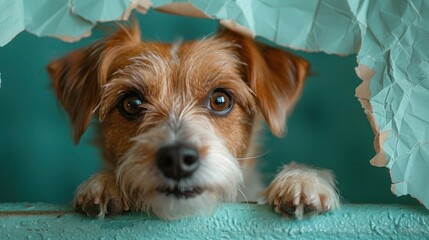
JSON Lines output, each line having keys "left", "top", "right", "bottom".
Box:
{"left": 118, "top": 94, "right": 144, "bottom": 118}
{"left": 207, "top": 88, "right": 234, "bottom": 115}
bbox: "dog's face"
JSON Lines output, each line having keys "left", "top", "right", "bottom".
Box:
{"left": 48, "top": 25, "right": 308, "bottom": 219}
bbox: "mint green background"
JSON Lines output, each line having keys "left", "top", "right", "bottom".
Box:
{"left": 0, "top": 10, "right": 417, "bottom": 205}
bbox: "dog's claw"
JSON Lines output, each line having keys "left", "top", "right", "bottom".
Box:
{"left": 80, "top": 200, "right": 101, "bottom": 217}
{"left": 280, "top": 203, "right": 296, "bottom": 216}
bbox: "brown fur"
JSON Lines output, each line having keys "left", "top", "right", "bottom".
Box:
{"left": 48, "top": 25, "right": 307, "bottom": 163}
{"left": 48, "top": 23, "right": 315, "bottom": 219}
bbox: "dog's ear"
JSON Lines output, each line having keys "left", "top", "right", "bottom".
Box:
{"left": 47, "top": 24, "right": 141, "bottom": 143}
{"left": 218, "top": 28, "right": 309, "bottom": 137}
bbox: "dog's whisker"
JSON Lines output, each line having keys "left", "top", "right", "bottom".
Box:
{"left": 237, "top": 185, "right": 249, "bottom": 204}
{"left": 236, "top": 151, "right": 270, "bottom": 161}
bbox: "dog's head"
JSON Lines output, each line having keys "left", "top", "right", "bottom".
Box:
{"left": 48, "top": 24, "right": 308, "bottom": 219}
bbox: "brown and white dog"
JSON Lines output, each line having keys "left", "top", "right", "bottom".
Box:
{"left": 47, "top": 23, "right": 339, "bottom": 220}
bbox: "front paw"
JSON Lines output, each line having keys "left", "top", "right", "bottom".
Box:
{"left": 265, "top": 163, "right": 339, "bottom": 219}
{"left": 74, "top": 172, "right": 128, "bottom": 218}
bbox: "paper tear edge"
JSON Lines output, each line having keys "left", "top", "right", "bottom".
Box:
{"left": 156, "top": 2, "right": 209, "bottom": 18}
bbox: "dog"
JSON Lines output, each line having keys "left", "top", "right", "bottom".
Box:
{"left": 47, "top": 23, "right": 339, "bottom": 220}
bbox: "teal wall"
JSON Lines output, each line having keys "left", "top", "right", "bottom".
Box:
{"left": 0, "top": 10, "right": 417, "bottom": 205}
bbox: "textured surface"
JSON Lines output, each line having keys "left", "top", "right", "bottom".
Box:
{"left": 1, "top": 203, "right": 429, "bottom": 239}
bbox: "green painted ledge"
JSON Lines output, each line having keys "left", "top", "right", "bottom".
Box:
{"left": 0, "top": 203, "right": 428, "bottom": 239}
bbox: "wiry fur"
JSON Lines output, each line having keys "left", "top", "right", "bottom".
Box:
{"left": 117, "top": 112, "right": 242, "bottom": 219}
{"left": 48, "top": 23, "right": 339, "bottom": 220}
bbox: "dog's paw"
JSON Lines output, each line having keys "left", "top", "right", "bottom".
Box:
{"left": 73, "top": 172, "right": 128, "bottom": 218}
{"left": 265, "top": 163, "right": 339, "bottom": 219}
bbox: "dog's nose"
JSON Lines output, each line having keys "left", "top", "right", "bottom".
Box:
{"left": 155, "top": 144, "right": 200, "bottom": 180}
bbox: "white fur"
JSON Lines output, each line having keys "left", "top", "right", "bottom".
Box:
{"left": 170, "top": 38, "right": 183, "bottom": 64}
{"left": 116, "top": 109, "right": 242, "bottom": 220}
{"left": 236, "top": 114, "right": 265, "bottom": 203}
{"left": 150, "top": 192, "right": 218, "bottom": 220}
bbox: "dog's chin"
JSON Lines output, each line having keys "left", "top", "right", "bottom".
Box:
{"left": 150, "top": 190, "right": 219, "bottom": 220}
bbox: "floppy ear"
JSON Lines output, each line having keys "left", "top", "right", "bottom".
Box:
{"left": 218, "top": 29, "right": 309, "bottom": 137}
{"left": 47, "top": 24, "right": 141, "bottom": 143}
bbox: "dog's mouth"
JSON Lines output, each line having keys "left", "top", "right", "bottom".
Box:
{"left": 157, "top": 186, "right": 204, "bottom": 199}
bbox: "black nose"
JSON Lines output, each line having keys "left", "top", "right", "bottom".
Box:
{"left": 155, "top": 144, "right": 200, "bottom": 180}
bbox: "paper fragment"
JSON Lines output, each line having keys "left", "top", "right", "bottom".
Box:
{"left": 370, "top": 133, "right": 388, "bottom": 167}
{"left": 23, "top": 0, "right": 94, "bottom": 41}
{"left": 220, "top": 20, "right": 254, "bottom": 38}
{"left": 0, "top": 0, "right": 25, "bottom": 47}
{"left": 156, "top": 2, "right": 208, "bottom": 18}
{"left": 0, "top": 0, "right": 152, "bottom": 45}
{"left": 355, "top": 64, "right": 388, "bottom": 168}
{"left": 72, "top": 0, "right": 151, "bottom": 23}
{"left": 72, "top": 0, "right": 132, "bottom": 23}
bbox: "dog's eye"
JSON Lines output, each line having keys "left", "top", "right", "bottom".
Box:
{"left": 118, "top": 94, "right": 144, "bottom": 118}
{"left": 208, "top": 88, "right": 233, "bottom": 115}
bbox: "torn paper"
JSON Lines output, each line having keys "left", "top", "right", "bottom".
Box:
{"left": 0, "top": 0, "right": 25, "bottom": 47}
{"left": 72, "top": 0, "right": 151, "bottom": 24}
{"left": 0, "top": 0, "right": 151, "bottom": 45}
{"left": 1, "top": 0, "right": 429, "bottom": 209}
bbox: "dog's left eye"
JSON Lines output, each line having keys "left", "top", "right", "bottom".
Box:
{"left": 207, "top": 88, "right": 233, "bottom": 115}
{"left": 118, "top": 93, "right": 144, "bottom": 118}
